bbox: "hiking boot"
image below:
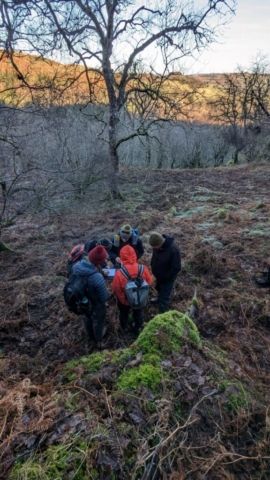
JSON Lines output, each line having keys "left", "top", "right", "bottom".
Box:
{"left": 150, "top": 297, "right": 159, "bottom": 304}
{"left": 120, "top": 324, "right": 129, "bottom": 334}
{"left": 131, "top": 323, "right": 142, "bottom": 336}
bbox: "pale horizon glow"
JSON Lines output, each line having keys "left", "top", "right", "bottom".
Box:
{"left": 48, "top": 0, "right": 270, "bottom": 75}
{"left": 187, "top": 0, "right": 270, "bottom": 74}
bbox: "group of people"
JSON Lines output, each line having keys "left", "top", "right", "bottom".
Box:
{"left": 69, "top": 224, "right": 181, "bottom": 342}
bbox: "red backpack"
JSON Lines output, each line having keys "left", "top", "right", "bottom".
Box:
{"left": 66, "top": 244, "right": 86, "bottom": 277}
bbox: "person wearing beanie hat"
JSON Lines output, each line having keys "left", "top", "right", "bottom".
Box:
{"left": 149, "top": 232, "right": 181, "bottom": 313}
{"left": 120, "top": 224, "right": 132, "bottom": 240}
{"left": 71, "top": 249, "right": 109, "bottom": 343}
{"left": 98, "top": 238, "right": 112, "bottom": 250}
{"left": 67, "top": 237, "right": 113, "bottom": 277}
{"left": 110, "top": 224, "right": 144, "bottom": 266}
{"left": 89, "top": 245, "right": 108, "bottom": 265}
{"left": 149, "top": 232, "right": 164, "bottom": 248}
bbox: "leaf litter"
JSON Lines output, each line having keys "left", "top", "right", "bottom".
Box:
{"left": 0, "top": 162, "right": 270, "bottom": 479}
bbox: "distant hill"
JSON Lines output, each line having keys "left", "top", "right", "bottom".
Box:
{"left": 0, "top": 50, "right": 226, "bottom": 120}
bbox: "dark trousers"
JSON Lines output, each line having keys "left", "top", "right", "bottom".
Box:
{"left": 82, "top": 303, "right": 106, "bottom": 342}
{"left": 117, "top": 299, "right": 143, "bottom": 330}
{"left": 156, "top": 280, "right": 175, "bottom": 313}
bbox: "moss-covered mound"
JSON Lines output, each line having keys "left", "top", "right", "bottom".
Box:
{"left": 7, "top": 311, "right": 269, "bottom": 479}
{"left": 116, "top": 310, "right": 200, "bottom": 391}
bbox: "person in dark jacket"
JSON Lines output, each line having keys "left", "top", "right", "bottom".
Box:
{"left": 110, "top": 224, "right": 144, "bottom": 266}
{"left": 84, "top": 237, "right": 112, "bottom": 257}
{"left": 149, "top": 232, "right": 181, "bottom": 314}
{"left": 72, "top": 245, "right": 109, "bottom": 342}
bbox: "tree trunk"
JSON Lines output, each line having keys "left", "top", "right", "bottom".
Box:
{"left": 233, "top": 148, "right": 239, "bottom": 164}
{"left": 108, "top": 106, "right": 121, "bottom": 199}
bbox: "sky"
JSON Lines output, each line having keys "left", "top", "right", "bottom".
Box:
{"left": 188, "top": 0, "right": 270, "bottom": 74}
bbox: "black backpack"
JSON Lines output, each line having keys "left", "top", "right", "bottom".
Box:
{"left": 63, "top": 273, "right": 93, "bottom": 314}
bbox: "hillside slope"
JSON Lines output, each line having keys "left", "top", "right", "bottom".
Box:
{"left": 0, "top": 50, "right": 218, "bottom": 119}
{"left": 0, "top": 162, "right": 270, "bottom": 479}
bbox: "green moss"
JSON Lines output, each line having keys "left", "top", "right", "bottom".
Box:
{"left": 146, "top": 402, "right": 157, "bottom": 413}
{"left": 214, "top": 208, "right": 227, "bottom": 219}
{"left": 64, "top": 351, "right": 108, "bottom": 378}
{"left": 135, "top": 311, "right": 200, "bottom": 356}
{"left": 193, "top": 195, "right": 213, "bottom": 202}
{"left": 210, "top": 377, "right": 250, "bottom": 413}
{"left": 212, "top": 241, "right": 224, "bottom": 250}
{"left": 10, "top": 439, "right": 89, "bottom": 479}
{"left": 132, "top": 187, "right": 141, "bottom": 195}
{"left": 247, "top": 229, "right": 267, "bottom": 237}
{"left": 109, "top": 350, "right": 123, "bottom": 364}
{"left": 227, "top": 394, "right": 247, "bottom": 412}
{"left": 0, "top": 241, "right": 13, "bottom": 252}
{"left": 203, "top": 342, "right": 228, "bottom": 362}
{"left": 192, "top": 297, "right": 199, "bottom": 307}
{"left": 117, "top": 363, "right": 162, "bottom": 390}
{"left": 177, "top": 205, "right": 212, "bottom": 218}
{"left": 249, "top": 201, "right": 266, "bottom": 211}
{"left": 167, "top": 206, "right": 178, "bottom": 217}
{"left": 116, "top": 312, "right": 200, "bottom": 392}
{"left": 65, "top": 391, "right": 81, "bottom": 410}
{"left": 52, "top": 276, "right": 66, "bottom": 283}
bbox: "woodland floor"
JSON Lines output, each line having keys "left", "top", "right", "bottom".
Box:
{"left": 0, "top": 162, "right": 270, "bottom": 479}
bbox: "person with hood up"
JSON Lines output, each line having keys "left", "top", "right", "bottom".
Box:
{"left": 112, "top": 245, "right": 152, "bottom": 334}
{"left": 149, "top": 232, "right": 181, "bottom": 314}
{"left": 72, "top": 245, "right": 109, "bottom": 342}
{"left": 110, "top": 224, "right": 144, "bottom": 267}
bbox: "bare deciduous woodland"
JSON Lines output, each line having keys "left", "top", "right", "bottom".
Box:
{"left": 1, "top": 1, "right": 270, "bottom": 479}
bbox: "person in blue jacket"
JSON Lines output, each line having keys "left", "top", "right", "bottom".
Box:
{"left": 110, "top": 224, "right": 144, "bottom": 266}
{"left": 72, "top": 245, "right": 109, "bottom": 341}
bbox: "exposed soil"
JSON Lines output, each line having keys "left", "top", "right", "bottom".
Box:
{"left": 1, "top": 162, "right": 270, "bottom": 479}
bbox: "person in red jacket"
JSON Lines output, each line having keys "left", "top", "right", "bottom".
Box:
{"left": 112, "top": 245, "right": 152, "bottom": 334}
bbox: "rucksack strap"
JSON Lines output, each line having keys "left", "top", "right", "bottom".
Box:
{"left": 138, "top": 264, "right": 144, "bottom": 277}
{"left": 120, "top": 264, "right": 144, "bottom": 280}
{"left": 120, "top": 265, "right": 132, "bottom": 281}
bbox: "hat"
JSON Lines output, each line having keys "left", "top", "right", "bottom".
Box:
{"left": 120, "top": 224, "right": 132, "bottom": 240}
{"left": 99, "top": 238, "right": 112, "bottom": 251}
{"left": 149, "top": 232, "right": 164, "bottom": 247}
{"left": 89, "top": 245, "right": 108, "bottom": 265}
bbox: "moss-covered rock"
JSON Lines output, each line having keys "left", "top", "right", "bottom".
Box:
{"left": 134, "top": 310, "right": 200, "bottom": 355}
{"left": 117, "top": 311, "right": 200, "bottom": 392}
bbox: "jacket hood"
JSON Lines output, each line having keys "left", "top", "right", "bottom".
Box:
{"left": 120, "top": 245, "right": 137, "bottom": 264}
{"left": 72, "top": 259, "right": 97, "bottom": 276}
{"left": 162, "top": 235, "right": 174, "bottom": 248}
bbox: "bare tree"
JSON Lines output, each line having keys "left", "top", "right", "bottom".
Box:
{"left": 1, "top": 0, "right": 236, "bottom": 197}
{"left": 209, "top": 55, "right": 270, "bottom": 163}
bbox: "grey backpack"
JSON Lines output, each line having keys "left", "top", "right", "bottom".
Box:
{"left": 120, "top": 265, "right": 149, "bottom": 309}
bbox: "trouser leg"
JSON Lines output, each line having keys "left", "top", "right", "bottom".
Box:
{"left": 117, "top": 300, "right": 130, "bottom": 329}
{"left": 91, "top": 303, "right": 106, "bottom": 342}
{"left": 81, "top": 312, "right": 93, "bottom": 339}
{"left": 158, "top": 281, "right": 174, "bottom": 313}
{"left": 132, "top": 309, "right": 143, "bottom": 330}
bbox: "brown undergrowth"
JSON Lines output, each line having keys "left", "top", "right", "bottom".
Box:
{"left": 0, "top": 162, "right": 270, "bottom": 479}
